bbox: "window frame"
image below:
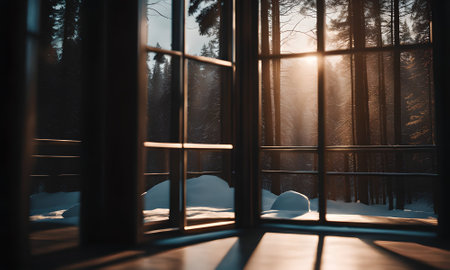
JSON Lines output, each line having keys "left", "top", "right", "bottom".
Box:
{"left": 143, "top": 0, "right": 236, "bottom": 234}
{"left": 258, "top": 0, "right": 438, "bottom": 230}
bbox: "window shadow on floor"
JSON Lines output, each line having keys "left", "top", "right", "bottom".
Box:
{"left": 364, "top": 239, "right": 450, "bottom": 270}
{"left": 215, "top": 229, "right": 265, "bottom": 269}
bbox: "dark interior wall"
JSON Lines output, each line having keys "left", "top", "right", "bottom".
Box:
{"left": 1, "top": 0, "right": 40, "bottom": 268}
{"left": 433, "top": 0, "right": 450, "bottom": 240}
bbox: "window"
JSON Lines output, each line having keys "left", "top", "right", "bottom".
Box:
{"left": 143, "top": 0, "right": 235, "bottom": 231}
{"left": 259, "top": 0, "right": 437, "bottom": 227}
{"left": 29, "top": 0, "right": 83, "bottom": 229}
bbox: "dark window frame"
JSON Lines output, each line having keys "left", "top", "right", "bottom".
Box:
{"left": 143, "top": 0, "right": 236, "bottom": 234}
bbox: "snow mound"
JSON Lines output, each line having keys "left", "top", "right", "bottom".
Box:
{"left": 30, "top": 192, "right": 79, "bottom": 215}
{"left": 262, "top": 189, "right": 278, "bottom": 211}
{"left": 144, "top": 175, "right": 234, "bottom": 210}
{"left": 143, "top": 179, "right": 170, "bottom": 210}
{"left": 63, "top": 204, "right": 80, "bottom": 218}
{"left": 270, "top": 190, "right": 310, "bottom": 212}
{"left": 186, "top": 175, "right": 234, "bottom": 208}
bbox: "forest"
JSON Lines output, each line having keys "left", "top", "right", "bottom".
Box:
{"left": 259, "top": 0, "right": 436, "bottom": 212}
{"left": 35, "top": 0, "right": 437, "bottom": 215}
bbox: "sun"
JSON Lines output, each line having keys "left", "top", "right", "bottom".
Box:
{"left": 302, "top": 55, "right": 318, "bottom": 65}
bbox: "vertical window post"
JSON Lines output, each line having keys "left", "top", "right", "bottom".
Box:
{"left": 235, "top": 0, "right": 260, "bottom": 227}
{"left": 2, "top": 0, "right": 40, "bottom": 267}
{"left": 80, "top": 0, "right": 145, "bottom": 245}
{"left": 317, "top": 0, "right": 326, "bottom": 223}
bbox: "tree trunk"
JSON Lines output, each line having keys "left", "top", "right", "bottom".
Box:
{"left": 271, "top": 0, "right": 281, "bottom": 195}
{"left": 374, "top": 0, "right": 388, "bottom": 206}
{"left": 393, "top": 0, "right": 404, "bottom": 210}
{"left": 352, "top": 0, "right": 370, "bottom": 205}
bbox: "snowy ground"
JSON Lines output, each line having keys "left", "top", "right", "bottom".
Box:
{"left": 29, "top": 175, "right": 437, "bottom": 225}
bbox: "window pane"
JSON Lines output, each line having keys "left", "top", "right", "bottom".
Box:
{"left": 400, "top": 0, "right": 431, "bottom": 44}
{"left": 30, "top": 141, "right": 81, "bottom": 225}
{"left": 187, "top": 60, "right": 231, "bottom": 144}
{"left": 261, "top": 57, "right": 318, "bottom": 146}
{"left": 143, "top": 149, "right": 171, "bottom": 224}
{"left": 364, "top": 0, "right": 394, "bottom": 47}
{"left": 325, "top": 53, "right": 398, "bottom": 146}
{"left": 185, "top": 0, "right": 231, "bottom": 59}
{"left": 186, "top": 150, "right": 234, "bottom": 224}
{"left": 30, "top": 0, "right": 83, "bottom": 238}
{"left": 259, "top": 0, "right": 317, "bottom": 54}
{"left": 261, "top": 151, "right": 317, "bottom": 172}
{"left": 325, "top": 176, "right": 437, "bottom": 226}
{"left": 325, "top": 54, "right": 353, "bottom": 145}
{"left": 147, "top": 52, "right": 178, "bottom": 142}
{"left": 325, "top": 0, "right": 351, "bottom": 50}
{"left": 400, "top": 49, "right": 434, "bottom": 144}
{"left": 146, "top": 0, "right": 172, "bottom": 50}
{"left": 326, "top": 151, "right": 437, "bottom": 174}
{"left": 261, "top": 174, "right": 319, "bottom": 221}
{"left": 324, "top": 49, "right": 437, "bottom": 225}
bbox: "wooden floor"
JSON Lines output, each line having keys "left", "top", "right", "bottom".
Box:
{"left": 30, "top": 225, "right": 450, "bottom": 269}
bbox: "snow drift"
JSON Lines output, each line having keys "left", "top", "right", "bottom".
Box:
{"left": 29, "top": 175, "right": 436, "bottom": 225}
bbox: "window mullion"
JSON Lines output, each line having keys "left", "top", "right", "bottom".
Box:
{"left": 317, "top": 0, "right": 326, "bottom": 223}
{"left": 169, "top": 0, "right": 185, "bottom": 230}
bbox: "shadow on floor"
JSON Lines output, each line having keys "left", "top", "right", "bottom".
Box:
{"left": 30, "top": 225, "right": 450, "bottom": 269}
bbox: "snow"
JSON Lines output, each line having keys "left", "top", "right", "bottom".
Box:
{"left": 29, "top": 175, "right": 437, "bottom": 225}
{"left": 143, "top": 175, "right": 234, "bottom": 210}
{"left": 142, "top": 175, "right": 235, "bottom": 222}
{"left": 29, "top": 192, "right": 80, "bottom": 224}
{"left": 262, "top": 189, "right": 278, "bottom": 211}
{"left": 30, "top": 191, "right": 79, "bottom": 215}
{"left": 270, "top": 191, "right": 310, "bottom": 212}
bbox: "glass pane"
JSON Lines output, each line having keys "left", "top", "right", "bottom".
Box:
{"left": 325, "top": 0, "right": 351, "bottom": 50}
{"left": 36, "top": 3, "right": 82, "bottom": 140}
{"left": 400, "top": 0, "right": 431, "bottom": 44}
{"left": 186, "top": 150, "right": 234, "bottom": 224}
{"left": 325, "top": 53, "right": 398, "bottom": 146}
{"left": 146, "top": 0, "right": 172, "bottom": 50}
{"left": 185, "top": 0, "right": 230, "bottom": 59}
{"left": 365, "top": 0, "right": 394, "bottom": 47}
{"left": 400, "top": 49, "right": 434, "bottom": 144}
{"left": 261, "top": 151, "right": 317, "bottom": 173}
{"left": 324, "top": 49, "right": 437, "bottom": 226}
{"left": 325, "top": 54, "right": 353, "bottom": 145}
{"left": 261, "top": 174, "right": 319, "bottom": 221}
{"left": 326, "top": 151, "right": 437, "bottom": 174}
{"left": 325, "top": 176, "right": 437, "bottom": 226}
{"left": 30, "top": 141, "right": 81, "bottom": 226}
{"left": 259, "top": 0, "right": 317, "bottom": 54}
{"left": 147, "top": 52, "right": 178, "bottom": 142}
{"left": 143, "top": 149, "right": 171, "bottom": 223}
{"left": 30, "top": 0, "right": 83, "bottom": 250}
{"left": 261, "top": 57, "right": 318, "bottom": 146}
{"left": 187, "top": 60, "right": 231, "bottom": 144}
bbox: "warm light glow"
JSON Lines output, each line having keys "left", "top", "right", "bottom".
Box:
{"left": 301, "top": 55, "right": 318, "bottom": 65}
